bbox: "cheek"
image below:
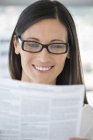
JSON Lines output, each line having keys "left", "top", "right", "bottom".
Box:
{"left": 56, "top": 56, "right": 67, "bottom": 71}
{"left": 20, "top": 53, "right": 32, "bottom": 67}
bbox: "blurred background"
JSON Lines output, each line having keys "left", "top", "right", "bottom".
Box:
{"left": 0, "top": 0, "right": 93, "bottom": 105}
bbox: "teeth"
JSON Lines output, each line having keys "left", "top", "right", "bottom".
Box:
{"left": 35, "top": 66, "right": 52, "bottom": 71}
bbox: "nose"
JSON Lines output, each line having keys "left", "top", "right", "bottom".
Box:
{"left": 37, "top": 48, "right": 51, "bottom": 63}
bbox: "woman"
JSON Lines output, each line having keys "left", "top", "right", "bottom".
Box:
{"left": 9, "top": 0, "right": 92, "bottom": 139}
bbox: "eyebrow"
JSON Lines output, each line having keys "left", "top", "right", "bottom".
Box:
{"left": 25, "top": 37, "right": 66, "bottom": 43}
{"left": 50, "top": 39, "right": 65, "bottom": 43}
{"left": 24, "top": 37, "right": 40, "bottom": 41}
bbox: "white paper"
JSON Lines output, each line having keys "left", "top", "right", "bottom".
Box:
{"left": 0, "top": 79, "right": 85, "bottom": 140}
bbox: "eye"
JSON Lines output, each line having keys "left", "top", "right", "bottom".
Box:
{"left": 27, "top": 42, "right": 39, "bottom": 48}
{"left": 50, "top": 44, "right": 65, "bottom": 48}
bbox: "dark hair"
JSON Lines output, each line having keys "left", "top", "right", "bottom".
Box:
{"left": 9, "top": 0, "right": 87, "bottom": 103}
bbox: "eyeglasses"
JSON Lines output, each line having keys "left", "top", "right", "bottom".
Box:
{"left": 18, "top": 37, "right": 69, "bottom": 55}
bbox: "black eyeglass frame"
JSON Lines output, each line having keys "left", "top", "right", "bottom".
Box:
{"left": 18, "top": 37, "right": 69, "bottom": 55}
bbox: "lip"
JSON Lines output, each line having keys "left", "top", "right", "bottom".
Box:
{"left": 32, "top": 64, "right": 53, "bottom": 72}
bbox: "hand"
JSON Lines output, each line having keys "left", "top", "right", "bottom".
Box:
{"left": 69, "top": 138, "right": 88, "bottom": 140}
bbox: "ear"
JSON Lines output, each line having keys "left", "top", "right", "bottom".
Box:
{"left": 67, "top": 51, "right": 70, "bottom": 59}
{"left": 13, "top": 35, "right": 20, "bottom": 55}
{"left": 67, "top": 53, "right": 70, "bottom": 59}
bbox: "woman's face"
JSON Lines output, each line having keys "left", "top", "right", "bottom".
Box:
{"left": 14, "top": 19, "right": 69, "bottom": 84}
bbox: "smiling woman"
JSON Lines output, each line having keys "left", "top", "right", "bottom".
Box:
{"left": 9, "top": 0, "right": 83, "bottom": 86}
{"left": 13, "top": 19, "right": 68, "bottom": 84}
{"left": 8, "top": 0, "right": 93, "bottom": 140}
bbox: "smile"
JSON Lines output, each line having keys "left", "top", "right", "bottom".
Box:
{"left": 33, "top": 65, "right": 53, "bottom": 71}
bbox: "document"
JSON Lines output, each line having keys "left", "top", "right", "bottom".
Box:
{"left": 0, "top": 79, "right": 85, "bottom": 140}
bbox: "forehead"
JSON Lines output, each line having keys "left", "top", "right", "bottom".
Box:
{"left": 21, "top": 19, "right": 68, "bottom": 42}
